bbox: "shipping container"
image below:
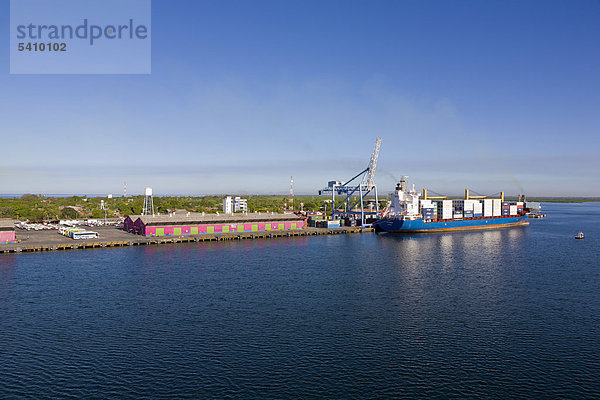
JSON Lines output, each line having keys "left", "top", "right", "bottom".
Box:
{"left": 509, "top": 205, "right": 518, "bottom": 215}
{"left": 420, "top": 200, "right": 434, "bottom": 208}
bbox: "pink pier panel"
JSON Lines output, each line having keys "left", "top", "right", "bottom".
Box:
{"left": 142, "top": 220, "right": 304, "bottom": 237}
{"left": 0, "top": 231, "right": 16, "bottom": 244}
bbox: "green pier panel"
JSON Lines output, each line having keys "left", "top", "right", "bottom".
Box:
{"left": 292, "top": 223, "right": 297, "bottom": 230}
{"left": 174, "top": 228, "right": 182, "bottom": 235}
{"left": 207, "top": 226, "right": 214, "bottom": 234}
{"left": 156, "top": 228, "right": 164, "bottom": 236}
{"left": 252, "top": 224, "right": 258, "bottom": 232}
{"left": 223, "top": 225, "right": 230, "bottom": 233}
{"left": 191, "top": 227, "right": 198, "bottom": 234}
{"left": 238, "top": 225, "right": 244, "bottom": 232}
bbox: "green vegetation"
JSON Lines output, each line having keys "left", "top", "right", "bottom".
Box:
{"left": 0, "top": 194, "right": 377, "bottom": 222}
{"left": 2, "top": 194, "right": 596, "bottom": 222}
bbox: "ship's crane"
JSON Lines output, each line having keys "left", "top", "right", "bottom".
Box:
{"left": 422, "top": 187, "right": 505, "bottom": 203}
{"left": 319, "top": 138, "right": 382, "bottom": 226}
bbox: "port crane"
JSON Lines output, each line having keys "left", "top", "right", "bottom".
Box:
{"left": 319, "top": 138, "right": 382, "bottom": 226}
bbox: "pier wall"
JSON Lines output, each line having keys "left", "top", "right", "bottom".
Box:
{"left": 0, "top": 226, "right": 372, "bottom": 255}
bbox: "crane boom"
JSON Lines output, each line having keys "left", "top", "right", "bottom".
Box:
{"left": 365, "top": 137, "right": 382, "bottom": 190}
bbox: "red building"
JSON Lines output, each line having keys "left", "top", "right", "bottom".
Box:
{"left": 125, "top": 213, "right": 305, "bottom": 237}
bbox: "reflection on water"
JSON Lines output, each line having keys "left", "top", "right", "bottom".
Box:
{"left": 0, "top": 204, "right": 599, "bottom": 398}
{"left": 0, "top": 255, "right": 16, "bottom": 292}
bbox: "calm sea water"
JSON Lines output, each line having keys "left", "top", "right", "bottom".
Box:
{"left": 1, "top": 203, "right": 599, "bottom": 399}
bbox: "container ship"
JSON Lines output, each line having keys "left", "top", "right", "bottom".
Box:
{"left": 373, "top": 177, "right": 530, "bottom": 234}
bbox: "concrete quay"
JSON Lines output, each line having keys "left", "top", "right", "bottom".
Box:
{"left": 0, "top": 226, "right": 373, "bottom": 255}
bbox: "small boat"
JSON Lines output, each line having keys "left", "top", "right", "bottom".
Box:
{"left": 575, "top": 232, "right": 584, "bottom": 240}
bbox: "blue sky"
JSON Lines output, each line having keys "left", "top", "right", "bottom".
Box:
{"left": 1, "top": 0, "right": 599, "bottom": 196}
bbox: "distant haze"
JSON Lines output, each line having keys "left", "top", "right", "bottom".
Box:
{"left": 1, "top": 1, "right": 598, "bottom": 196}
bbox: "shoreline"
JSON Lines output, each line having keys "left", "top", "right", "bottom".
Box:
{"left": 0, "top": 226, "right": 373, "bottom": 255}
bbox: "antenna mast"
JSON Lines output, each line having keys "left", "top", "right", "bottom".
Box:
{"left": 289, "top": 176, "right": 294, "bottom": 211}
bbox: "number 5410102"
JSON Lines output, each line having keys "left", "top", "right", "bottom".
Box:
{"left": 18, "top": 42, "right": 67, "bottom": 52}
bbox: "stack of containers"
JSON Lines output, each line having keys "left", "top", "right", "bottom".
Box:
{"left": 473, "top": 201, "right": 483, "bottom": 217}
{"left": 453, "top": 199, "right": 464, "bottom": 220}
{"left": 437, "top": 200, "right": 452, "bottom": 219}
{"left": 432, "top": 201, "right": 438, "bottom": 220}
{"left": 344, "top": 218, "right": 356, "bottom": 227}
{"left": 463, "top": 200, "right": 476, "bottom": 219}
{"left": 420, "top": 199, "right": 433, "bottom": 209}
{"left": 422, "top": 208, "right": 434, "bottom": 220}
{"left": 492, "top": 199, "right": 502, "bottom": 217}
{"left": 438, "top": 200, "right": 453, "bottom": 220}
{"left": 502, "top": 202, "right": 510, "bottom": 216}
{"left": 516, "top": 201, "right": 524, "bottom": 214}
{"left": 453, "top": 200, "right": 464, "bottom": 212}
{"left": 509, "top": 205, "right": 518, "bottom": 216}
{"left": 482, "top": 199, "right": 494, "bottom": 217}
{"left": 317, "top": 219, "right": 341, "bottom": 228}
{"left": 420, "top": 199, "right": 435, "bottom": 221}
{"left": 308, "top": 215, "right": 325, "bottom": 227}
{"left": 420, "top": 200, "right": 431, "bottom": 219}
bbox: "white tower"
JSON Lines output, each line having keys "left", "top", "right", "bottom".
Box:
{"left": 143, "top": 187, "right": 154, "bottom": 216}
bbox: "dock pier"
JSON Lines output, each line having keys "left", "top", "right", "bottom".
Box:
{"left": 0, "top": 227, "right": 373, "bottom": 255}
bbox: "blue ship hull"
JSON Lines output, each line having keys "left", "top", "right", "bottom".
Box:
{"left": 374, "top": 215, "right": 529, "bottom": 233}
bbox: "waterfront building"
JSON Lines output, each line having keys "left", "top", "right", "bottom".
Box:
{"left": 223, "top": 196, "right": 248, "bottom": 214}
{"left": 234, "top": 197, "right": 247, "bottom": 212}
{"left": 129, "top": 213, "right": 304, "bottom": 237}
{"left": 123, "top": 215, "right": 141, "bottom": 233}
{"left": 0, "top": 219, "right": 16, "bottom": 244}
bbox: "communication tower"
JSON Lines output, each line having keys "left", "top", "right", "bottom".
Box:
{"left": 289, "top": 176, "right": 294, "bottom": 211}
{"left": 123, "top": 181, "right": 127, "bottom": 198}
{"left": 142, "top": 187, "right": 154, "bottom": 216}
